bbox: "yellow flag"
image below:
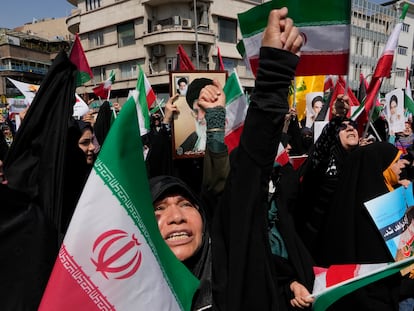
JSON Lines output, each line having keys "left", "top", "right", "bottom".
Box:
{"left": 289, "top": 75, "right": 325, "bottom": 121}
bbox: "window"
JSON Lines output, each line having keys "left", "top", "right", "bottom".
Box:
{"left": 120, "top": 61, "right": 138, "bottom": 79}
{"left": 398, "top": 45, "right": 407, "bottom": 56}
{"left": 372, "top": 41, "right": 380, "bottom": 58}
{"left": 117, "top": 22, "right": 135, "bottom": 47}
{"left": 92, "top": 67, "right": 106, "bottom": 82}
{"left": 86, "top": 0, "right": 101, "bottom": 11}
{"left": 395, "top": 68, "right": 405, "bottom": 77}
{"left": 166, "top": 57, "right": 176, "bottom": 72}
{"left": 88, "top": 30, "right": 104, "bottom": 49}
{"left": 355, "top": 37, "right": 363, "bottom": 55}
{"left": 402, "top": 23, "right": 410, "bottom": 33}
{"left": 221, "top": 57, "right": 236, "bottom": 72}
{"left": 218, "top": 17, "right": 237, "bottom": 43}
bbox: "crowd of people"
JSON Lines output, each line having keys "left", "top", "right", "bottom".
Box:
{"left": 0, "top": 7, "right": 414, "bottom": 311}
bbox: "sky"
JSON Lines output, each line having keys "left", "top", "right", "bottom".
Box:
{"left": 0, "top": 0, "right": 76, "bottom": 29}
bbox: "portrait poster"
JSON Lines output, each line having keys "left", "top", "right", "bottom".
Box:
{"left": 305, "top": 92, "right": 324, "bottom": 128}
{"left": 169, "top": 71, "right": 227, "bottom": 159}
{"left": 364, "top": 182, "right": 414, "bottom": 275}
{"left": 385, "top": 88, "right": 404, "bottom": 135}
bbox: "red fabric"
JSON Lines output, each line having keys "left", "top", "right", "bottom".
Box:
{"left": 69, "top": 33, "right": 93, "bottom": 81}
{"left": 176, "top": 45, "right": 195, "bottom": 71}
{"left": 217, "top": 46, "right": 225, "bottom": 71}
{"left": 326, "top": 264, "right": 358, "bottom": 287}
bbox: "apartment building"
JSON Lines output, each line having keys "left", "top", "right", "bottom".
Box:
{"left": 0, "top": 26, "right": 70, "bottom": 97}
{"left": 350, "top": 0, "right": 414, "bottom": 93}
{"left": 66, "top": 0, "right": 262, "bottom": 103}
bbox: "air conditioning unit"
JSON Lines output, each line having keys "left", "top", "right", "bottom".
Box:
{"left": 153, "top": 24, "right": 162, "bottom": 32}
{"left": 152, "top": 44, "right": 165, "bottom": 57}
{"left": 181, "top": 18, "right": 192, "bottom": 29}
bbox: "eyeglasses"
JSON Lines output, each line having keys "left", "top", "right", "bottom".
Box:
{"left": 338, "top": 120, "right": 358, "bottom": 131}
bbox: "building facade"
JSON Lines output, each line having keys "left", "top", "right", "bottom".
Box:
{"left": 66, "top": 0, "right": 262, "bottom": 103}
{"left": 350, "top": 0, "right": 414, "bottom": 94}
{"left": 0, "top": 24, "right": 71, "bottom": 98}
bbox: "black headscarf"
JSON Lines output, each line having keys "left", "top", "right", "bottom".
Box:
{"left": 61, "top": 119, "right": 94, "bottom": 235}
{"left": 94, "top": 101, "right": 112, "bottom": 146}
{"left": 149, "top": 175, "right": 212, "bottom": 310}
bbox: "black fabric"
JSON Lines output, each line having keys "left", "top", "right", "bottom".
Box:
{"left": 319, "top": 142, "right": 401, "bottom": 310}
{"left": 146, "top": 123, "right": 173, "bottom": 178}
{"left": 149, "top": 175, "right": 212, "bottom": 310}
{"left": 294, "top": 116, "right": 352, "bottom": 262}
{"left": 61, "top": 119, "right": 93, "bottom": 235}
{"left": 186, "top": 78, "right": 213, "bottom": 109}
{"left": 212, "top": 47, "right": 301, "bottom": 311}
{"left": 4, "top": 50, "right": 77, "bottom": 229}
{"left": 270, "top": 163, "right": 315, "bottom": 311}
{"left": 0, "top": 128, "right": 9, "bottom": 160}
{"left": 94, "top": 100, "right": 112, "bottom": 146}
{"left": 1, "top": 50, "right": 76, "bottom": 309}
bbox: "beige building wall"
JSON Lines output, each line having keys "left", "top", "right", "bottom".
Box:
{"left": 66, "top": 0, "right": 262, "bottom": 101}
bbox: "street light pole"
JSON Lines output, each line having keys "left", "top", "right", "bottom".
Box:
{"left": 193, "top": 0, "right": 199, "bottom": 69}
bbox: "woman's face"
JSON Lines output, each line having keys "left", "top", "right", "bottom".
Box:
{"left": 78, "top": 129, "right": 95, "bottom": 165}
{"left": 338, "top": 121, "right": 359, "bottom": 150}
{"left": 154, "top": 194, "right": 203, "bottom": 261}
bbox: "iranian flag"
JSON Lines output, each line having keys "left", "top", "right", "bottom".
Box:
{"left": 311, "top": 257, "right": 414, "bottom": 311}
{"left": 39, "top": 90, "right": 199, "bottom": 311}
{"left": 138, "top": 65, "right": 156, "bottom": 110}
{"left": 353, "top": 4, "right": 409, "bottom": 121}
{"left": 223, "top": 71, "right": 248, "bottom": 153}
{"left": 238, "top": 0, "right": 351, "bottom": 77}
{"left": 93, "top": 70, "right": 115, "bottom": 100}
{"left": 69, "top": 33, "right": 94, "bottom": 86}
{"left": 136, "top": 66, "right": 155, "bottom": 133}
{"left": 405, "top": 68, "right": 414, "bottom": 114}
{"left": 275, "top": 142, "right": 290, "bottom": 166}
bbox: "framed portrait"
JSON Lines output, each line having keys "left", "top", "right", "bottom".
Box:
{"left": 304, "top": 92, "right": 324, "bottom": 128}
{"left": 169, "top": 70, "right": 227, "bottom": 159}
{"left": 385, "top": 88, "right": 404, "bottom": 135}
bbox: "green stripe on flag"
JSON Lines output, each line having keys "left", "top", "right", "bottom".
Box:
{"left": 96, "top": 98, "right": 199, "bottom": 311}
{"left": 238, "top": 0, "right": 351, "bottom": 37}
{"left": 224, "top": 72, "right": 244, "bottom": 104}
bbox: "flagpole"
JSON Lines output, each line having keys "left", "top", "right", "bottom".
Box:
{"left": 193, "top": 0, "right": 199, "bottom": 69}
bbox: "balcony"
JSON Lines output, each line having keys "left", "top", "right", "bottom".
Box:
{"left": 66, "top": 8, "right": 81, "bottom": 35}
{"left": 143, "top": 24, "right": 215, "bottom": 46}
{"left": 142, "top": 0, "right": 194, "bottom": 5}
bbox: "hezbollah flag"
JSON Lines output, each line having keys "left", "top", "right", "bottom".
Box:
{"left": 288, "top": 75, "right": 325, "bottom": 121}
{"left": 39, "top": 92, "right": 199, "bottom": 310}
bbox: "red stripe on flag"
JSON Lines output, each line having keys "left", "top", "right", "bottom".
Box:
{"left": 296, "top": 53, "right": 350, "bottom": 76}
{"left": 325, "top": 264, "right": 358, "bottom": 287}
{"left": 249, "top": 53, "right": 349, "bottom": 77}
{"left": 39, "top": 246, "right": 112, "bottom": 310}
{"left": 224, "top": 125, "right": 244, "bottom": 153}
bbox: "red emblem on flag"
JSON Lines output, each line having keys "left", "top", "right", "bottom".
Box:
{"left": 91, "top": 229, "right": 142, "bottom": 280}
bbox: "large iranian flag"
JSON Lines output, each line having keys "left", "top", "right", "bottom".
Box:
{"left": 238, "top": 0, "right": 351, "bottom": 77}
{"left": 39, "top": 93, "right": 199, "bottom": 310}
{"left": 312, "top": 257, "right": 414, "bottom": 311}
{"left": 223, "top": 71, "right": 248, "bottom": 153}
